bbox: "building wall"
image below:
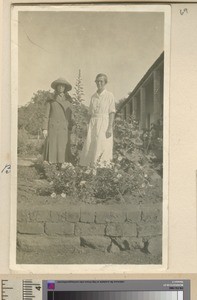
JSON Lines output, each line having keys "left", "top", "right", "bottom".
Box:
{"left": 119, "top": 54, "right": 164, "bottom": 130}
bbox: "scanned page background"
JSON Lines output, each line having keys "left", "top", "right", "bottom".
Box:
{"left": 0, "top": 1, "right": 197, "bottom": 274}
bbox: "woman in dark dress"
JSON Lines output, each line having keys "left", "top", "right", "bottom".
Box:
{"left": 42, "top": 78, "right": 73, "bottom": 164}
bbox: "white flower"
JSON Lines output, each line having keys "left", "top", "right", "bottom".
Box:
{"left": 61, "top": 162, "right": 74, "bottom": 169}
{"left": 70, "top": 163, "right": 75, "bottom": 169}
{"left": 107, "top": 162, "right": 115, "bottom": 169}
{"left": 61, "top": 193, "right": 66, "bottom": 198}
{"left": 141, "top": 183, "right": 146, "bottom": 188}
{"left": 117, "top": 173, "right": 122, "bottom": 179}
{"left": 79, "top": 181, "right": 86, "bottom": 186}
{"left": 118, "top": 156, "right": 123, "bottom": 161}
{"left": 92, "top": 169, "right": 97, "bottom": 176}
{"left": 105, "top": 161, "right": 113, "bottom": 168}
{"left": 85, "top": 169, "right": 91, "bottom": 175}
{"left": 144, "top": 174, "right": 148, "bottom": 178}
{"left": 51, "top": 192, "right": 56, "bottom": 198}
{"left": 49, "top": 181, "right": 53, "bottom": 185}
{"left": 68, "top": 163, "right": 75, "bottom": 169}
{"left": 61, "top": 162, "right": 68, "bottom": 169}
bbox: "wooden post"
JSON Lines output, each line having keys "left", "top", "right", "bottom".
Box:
{"left": 132, "top": 96, "right": 137, "bottom": 120}
{"left": 126, "top": 102, "right": 131, "bottom": 121}
{"left": 140, "top": 86, "right": 146, "bottom": 129}
{"left": 153, "top": 69, "right": 161, "bottom": 123}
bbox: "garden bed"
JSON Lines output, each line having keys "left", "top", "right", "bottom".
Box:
{"left": 17, "top": 164, "right": 162, "bottom": 264}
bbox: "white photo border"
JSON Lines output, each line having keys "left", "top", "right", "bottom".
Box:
{"left": 10, "top": 3, "right": 171, "bottom": 274}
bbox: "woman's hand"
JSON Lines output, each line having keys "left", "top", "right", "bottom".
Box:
{"left": 43, "top": 129, "right": 48, "bottom": 139}
{"left": 106, "top": 127, "right": 112, "bottom": 138}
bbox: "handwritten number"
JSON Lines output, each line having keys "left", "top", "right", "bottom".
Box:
{"left": 1, "top": 164, "right": 11, "bottom": 174}
{"left": 180, "top": 8, "right": 188, "bottom": 15}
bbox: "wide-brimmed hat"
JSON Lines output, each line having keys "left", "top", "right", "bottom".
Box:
{"left": 51, "top": 77, "right": 72, "bottom": 91}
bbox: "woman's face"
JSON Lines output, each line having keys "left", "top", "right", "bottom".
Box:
{"left": 95, "top": 76, "right": 106, "bottom": 92}
{"left": 56, "top": 84, "right": 65, "bottom": 94}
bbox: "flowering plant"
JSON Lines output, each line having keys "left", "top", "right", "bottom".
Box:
{"left": 41, "top": 115, "right": 162, "bottom": 202}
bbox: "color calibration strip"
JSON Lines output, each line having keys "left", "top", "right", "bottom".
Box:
{"left": 47, "top": 290, "right": 183, "bottom": 300}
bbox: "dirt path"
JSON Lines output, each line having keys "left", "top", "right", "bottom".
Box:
{"left": 17, "top": 248, "right": 161, "bottom": 265}
{"left": 18, "top": 157, "right": 37, "bottom": 167}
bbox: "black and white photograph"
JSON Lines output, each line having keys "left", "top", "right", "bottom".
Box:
{"left": 11, "top": 4, "right": 170, "bottom": 269}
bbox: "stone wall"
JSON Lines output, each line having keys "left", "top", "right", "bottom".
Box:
{"left": 17, "top": 202, "right": 162, "bottom": 256}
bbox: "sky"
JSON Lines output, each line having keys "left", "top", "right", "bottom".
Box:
{"left": 18, "top": 9, "right": 164, "bottom": 106}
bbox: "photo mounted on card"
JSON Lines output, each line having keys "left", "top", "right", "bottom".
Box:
{"left": 10, "top": 4, "right": 170, "bottom": 273}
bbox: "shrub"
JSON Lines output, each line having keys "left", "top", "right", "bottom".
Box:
{"left": 18, "top": 129, "right": 44, "bottom": 157}
{"left": 52, "top": 163, "right": 77, "bottom": 195}
{"left": 18, "top": 128, "right": 29, "bottom": 155}
{"left": 41, "top": 156, "right": 152, "bottom": 203}
{"left": 70, "top": 102, "right": 89, "bottom": 161}
{"left": 39, "top": 116, "right": 162, "bottom": 202}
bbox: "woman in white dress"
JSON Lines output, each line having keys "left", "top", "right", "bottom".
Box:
{"left": 80, "top": 73, "right": 116, "bottom": 167}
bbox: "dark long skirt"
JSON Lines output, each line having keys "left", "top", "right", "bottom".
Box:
{"left": 43, "top": 128, "right": 72, "bottom": 163}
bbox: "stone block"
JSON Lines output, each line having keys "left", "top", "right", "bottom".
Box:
{"left": 111, "top": 237, "right": 130, "bottom": 250}
{"left": 123, "top": 237, "right": 144, "bottom": 249}
{"left": 75, "top": 223, "right": 105, "bottom": 236}
{"left": 122, "top": 223, "right": 137, "bottom": 237}
{"left": 66, "top": 208, "right": 80, "bottom": 222}
{"left": 80, "top": 208, "right": 95, "bottom": 223}
{"left": 138, "top": 222, "right": 162, "bottom": 237}
{"left": 50, "top": 211, "right": 66, "bottom": 222}
{"left": 96, "top": 210, "right": 126, "bottom": 223}
{"left": 141, "top": 205, "right": 162, "bottom": 222}
{"left": 18, "top": 222, "right": 44, "bottom": 234}
{"left": 95, "top": 211, "right": 110, "bottom": 223}
{"left": 80, "top": 236, "right": 111, "bottom": 252}
{"left": 108, "top": 242, "right": 120, "bottom": 253}
{"left": 110, "top": 237, "right": 144, "bottom": 251}
{"left": 126, "top": 208, "right": 141, "bottom": 223}
{"left": 106, "top": 223, "right": 123, "bottom": 236}
{"left": 17, "top": 234, "right": 80, "bottom": 252}
{"left": 45, "top": 222, "right": 74, "bottom": 235}
{"left": 148, "top": 236, "right": 162, "bottom": 256}
{"left": 17, "top": 210, "right": 29, "bottom": 222}
{"left": 29, "top": 210, "right": 51, "bottom": 222}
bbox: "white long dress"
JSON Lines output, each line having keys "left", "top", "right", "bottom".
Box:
{"left": 80, "top": 89, "right": 116, "bottom": 167}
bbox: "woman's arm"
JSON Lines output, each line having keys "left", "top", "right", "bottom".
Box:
{"left": 106, "top": 112, "right": 115, "bottom": 138}
{"left": 87, "top": 98, "right": 93, "bottom": 124}
{"left": 106, "top": 94, "right": 116, "bottom": 138}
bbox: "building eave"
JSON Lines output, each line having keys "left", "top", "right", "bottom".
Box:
{"left": 117, "top": 52, "right": 164, "bottom": 112}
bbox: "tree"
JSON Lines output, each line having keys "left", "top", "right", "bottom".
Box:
{"left": 73, "top": 69, "right": 84, "bottom": 104}
{"left": 18, "top": 90, "right": 52, "bottom": 136}
{"left": 115, "top": 97, "right": 127, "bottom": 111}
